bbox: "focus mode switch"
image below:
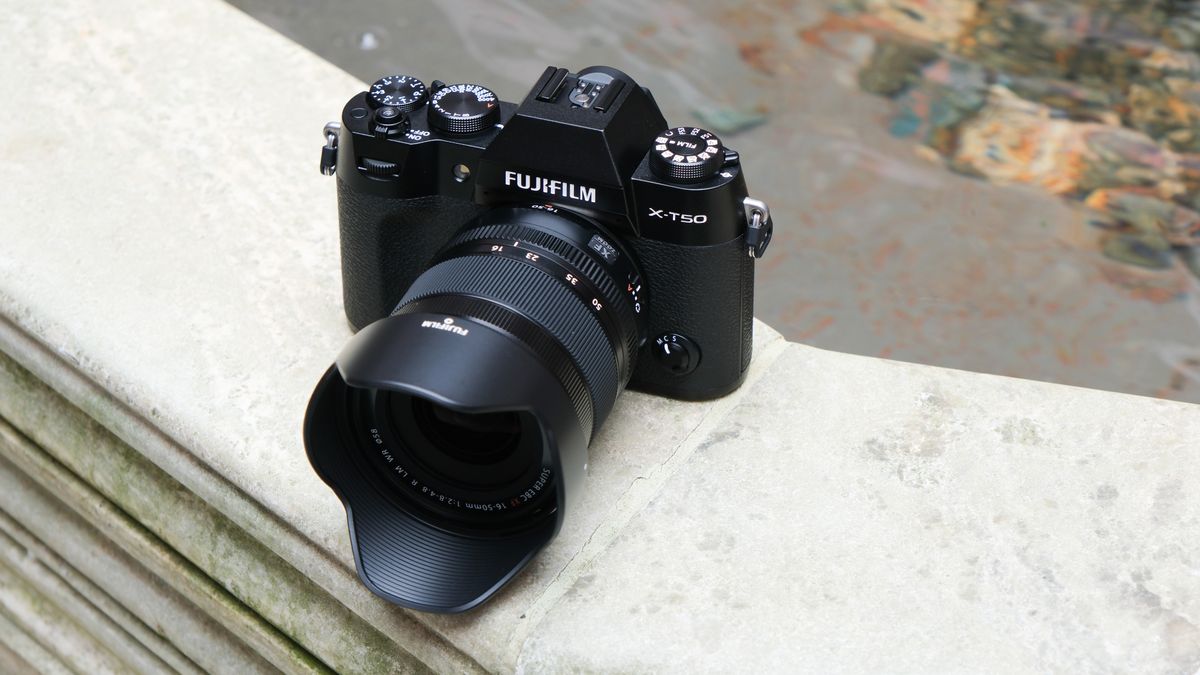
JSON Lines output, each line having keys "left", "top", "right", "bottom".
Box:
{"left": 653, "top": 333, "right": 700, "bottom": 375}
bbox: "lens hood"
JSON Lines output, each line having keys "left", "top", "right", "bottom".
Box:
{"left": 304, "top": 311, "right": 588, "bottom": 612}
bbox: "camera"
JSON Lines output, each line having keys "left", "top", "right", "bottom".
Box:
{"left": 304, "top": 65, "right": 773, "bottom": 613}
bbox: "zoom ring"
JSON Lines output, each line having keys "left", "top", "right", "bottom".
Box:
{"left": 395, "top": 254, "right": 619, "bottom": 437}
{"left": 447, "top": 222, "right": 640, "bottom": 379}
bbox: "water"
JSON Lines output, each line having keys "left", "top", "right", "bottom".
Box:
{"left": 226, "top": 0, "right": 1200, "bottom": 404}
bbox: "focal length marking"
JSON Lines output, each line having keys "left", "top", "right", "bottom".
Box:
{"left": 504, "top": 170, "right": 597, "bottom": 204}
{"left": 439, "top": 237, "right": 638, "bottom": 381}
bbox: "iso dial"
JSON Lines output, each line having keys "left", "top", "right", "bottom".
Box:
{"left": 428, "top": 83, "right": 500, "bottom": 135}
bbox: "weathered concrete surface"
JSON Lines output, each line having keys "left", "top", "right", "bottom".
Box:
{"left": 0, "top": 504, "right": 204, "bottom": 675}
{"left": 0, "top": 609, "right": 75, "bottom": 675}
{"left": 0, "top": 560, "right": 128, "bottom": 674}
{"left": 1, "top": 0, "right": 1199, "bottom": 672}
{"left": 0, "top": 353, "right": 432, "bottom": 674}
{"left": 0, "top": 458, "right": 221, "bottom": 675}
{"left": 521, "top": 343, "right": 1200, "bottom": 673}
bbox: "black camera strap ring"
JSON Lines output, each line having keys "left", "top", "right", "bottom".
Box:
{"left": 320, "top": 121, "right": 341, "bottom": 176}
{"left": 743, "top": 197, "right": 772, "bottom": 259}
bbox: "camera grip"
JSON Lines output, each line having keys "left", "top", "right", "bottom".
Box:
{"left": 630, "top": 236, "right": 754, "bottom": 400}
{"left": 337, "top": 178, "right": 488, "bottom": 330}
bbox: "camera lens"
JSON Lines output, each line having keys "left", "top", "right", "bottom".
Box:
{"left": 409, "top": 400, "right": 520, "bottom": 463}
{"left": 304, "top": 205, "right": 645, "bottom": 611}
{"left": 355, "top": 389, "right": 552, "bottom": 531}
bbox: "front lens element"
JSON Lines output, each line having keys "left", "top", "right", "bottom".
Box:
{"left": 407, "top": 398, "right": 521, "bottom": 465}
{"left": 361, "top": 389, "right": 552, "bottom": 530}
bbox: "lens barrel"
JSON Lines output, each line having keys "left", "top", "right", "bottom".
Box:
{"left": 304, "top": 206, "right": 644, "bottom": 612}
{"left": 402, "top": 209, "right": 643, "bottom": 435}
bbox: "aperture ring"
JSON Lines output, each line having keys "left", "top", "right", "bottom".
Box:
{"left": 393, "top": 295, "right": 595, "bottom": 437}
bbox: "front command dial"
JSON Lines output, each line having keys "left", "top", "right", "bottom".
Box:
{"left": 428, "top": 83, "right": 500, "bottom": 134}
{"left": 649, "top": 127, "right": 725, "bottom": 183}
{"left": 368, "top": 75, "right": 428, "bottom": 112}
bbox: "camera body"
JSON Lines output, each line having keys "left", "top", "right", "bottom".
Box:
{"left": 327, "top": 65, "right": 771, "bottom": 400}
{"left": 309, "top": 65, "right": 776, "bottom": 612}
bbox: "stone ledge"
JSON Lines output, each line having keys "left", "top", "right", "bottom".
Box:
{"left": 520, "top": 341, "right": 1200, "bottom": 672}
{"left": 0, "top": 605, "right": 77, "bottom": 675}
{"left": 0, "top": 350, "right": 443, "bottom": 674}
{"left": 2, "top": 0, "right": 1200, "bottom": 672}
{"left": 0, "top": 457, "right": 223, "bottom": 675}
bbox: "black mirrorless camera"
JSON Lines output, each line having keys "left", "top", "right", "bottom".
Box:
{"left": 304, "top": 65, "right": 773, "bottom": 613}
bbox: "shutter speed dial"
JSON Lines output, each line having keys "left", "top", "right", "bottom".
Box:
{"left": 368, "top": 75, "right": 428, "bottom": 112}
{"left": 428, "top": 83, "right": 500, "bottom": 135}
{"left": 649, "top": 127, "right": 724, "bottom": 183}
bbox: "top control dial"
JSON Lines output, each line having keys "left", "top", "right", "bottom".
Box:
{"left": 428, "top": 83, "right": 500, "bottom": 135}
{"left": 368, "top": 75, "right": 428, "bottom": 112}
{"left": 649, "top": 127, "right": 724, "bottom": 183}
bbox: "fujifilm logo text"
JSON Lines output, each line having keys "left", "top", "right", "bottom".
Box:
{"left": 421, "top": 317, "right": 469, "bottom": 336}
{"left": 504, "top": 171, "right": 597, "bottom": 204}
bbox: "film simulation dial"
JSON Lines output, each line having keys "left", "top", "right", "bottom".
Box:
{"left": 649, "top": 127, "right": 724, "bottom": 183}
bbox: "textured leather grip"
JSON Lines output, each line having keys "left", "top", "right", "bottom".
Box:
{"left": 337, "top": 178, "right": 488, "bottom": 330}
{"left": 628, "top": 235, "right": 754, "bottom": 400}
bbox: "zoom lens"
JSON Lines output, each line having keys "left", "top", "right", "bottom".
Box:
{"left": 409, "top": 400, "right": 521, "bottom": 463}
{"left": 396, "top": 206, "right": 645, "bottom": 439}
{"left": 304, "top": 206, "right": 645, "bottom": 612}
{"left": 340, "top": 386, "right": 553, "bottom": 532}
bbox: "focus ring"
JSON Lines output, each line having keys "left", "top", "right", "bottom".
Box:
{"left": 395, "top": 254, "right": 619, "bottom": 434}
{"left": 393, "top": 295, "right": 593, "bottom": 437}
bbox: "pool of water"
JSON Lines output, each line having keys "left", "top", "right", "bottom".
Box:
{"left": 227, "top": 0, "right": 1200, "bottom": 404}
